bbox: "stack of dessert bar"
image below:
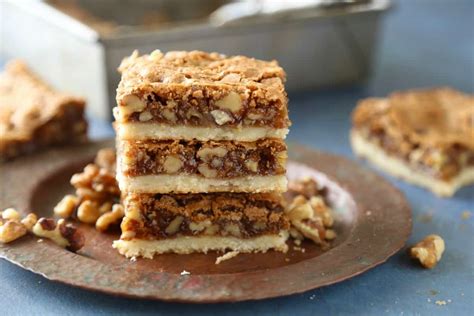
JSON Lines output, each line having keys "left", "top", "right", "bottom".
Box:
{"left": 113, "top": 50, "right": 291, "bottom": 258}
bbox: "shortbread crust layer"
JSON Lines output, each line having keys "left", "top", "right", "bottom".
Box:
{"left": 351, "top": 130, "right": 474, "bottom": 196}
{"left": 113, "top": 232, "right": 289, "bottom": 257}
{"left": 118, "top": 138, "right": 286, "bottom": 178}
{"left": 117, "top": 174, "right": 288, "bottom": 194}
{"left": 115, "top": 122, "right": 289, "bottom": 141}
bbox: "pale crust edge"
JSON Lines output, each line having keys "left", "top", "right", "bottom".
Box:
{"left": 350, "top": 130, "right": 474, "bottom": 197}
{"left": 113, "top": 231, "right": 289, "bottom": 258}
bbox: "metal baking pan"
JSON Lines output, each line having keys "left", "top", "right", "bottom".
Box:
{"left": 1, "top": 0, "right": 391, "bottom": 120}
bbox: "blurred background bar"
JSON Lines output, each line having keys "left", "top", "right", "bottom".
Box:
{"left": 0, "top": 0, "right": 390, "bottom": 120}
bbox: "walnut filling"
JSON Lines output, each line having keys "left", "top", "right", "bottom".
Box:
{"left": 119, "top": 139, "right": 287, "bottom": 178}
{"left": 116, "top": 90, "right": 289, "bottom": 128}
{"left": 361, "top": 128, "right": 474, "bottom": 181}
{"left": 120, "top": 193, "right": 289, "bottom": 240}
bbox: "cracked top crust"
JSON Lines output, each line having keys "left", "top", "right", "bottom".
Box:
{"left": 353, "top": 87, "right": 474, "bottom": 150}
{"left": 118, "top": 50, "right": 286, "bottom": 93}
{"left": 115, "top": 50, "right": 290, "bottom": 129}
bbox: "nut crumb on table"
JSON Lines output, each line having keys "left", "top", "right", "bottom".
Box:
{"left": 410, "top": 234, "right": 445, "bottom": 269}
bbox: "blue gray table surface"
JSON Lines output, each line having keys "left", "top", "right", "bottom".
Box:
{"left": 1, "top": 0, "right": 473, "bottom": 315}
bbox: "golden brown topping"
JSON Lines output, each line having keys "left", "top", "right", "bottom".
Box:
{"left": 352, "top": 88, "right": 474, "bottom": 150}
{"left": 410, "top": 234, "right": 445, "bottom": 269}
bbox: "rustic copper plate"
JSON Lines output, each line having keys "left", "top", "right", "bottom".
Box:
{"left": 0, "top": 140, "right": 412, "bottom": 302}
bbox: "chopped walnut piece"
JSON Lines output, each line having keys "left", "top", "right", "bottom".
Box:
{"left": 165, "top": 216, "right": 184, "bottom": 235}
{"left": 288, "top": 177, "right": 323, "bottom": 199}
{"left": 21, "top": 213, "right": 38, "bottom": 231}
{"left": 54, "top": 194, "right": 79, "bottom": 218}
{"left": 71, "top": 152, "right": 120, "bottom": 205}
{"left": 0, "top": 220, "right": 27, "bottom": 243}
{"left": 210, "top": 110, "right": 233, "bottom": 125}
{"left": 285, "top": 178, "right": 336, "bottom": 248}
{"left": 121, "top": 94, "right": 145, "bottom": 115}
{"left": 286, "top": 195, "right": 325, "bottom": 245}
{"left": 77, "top": 200, "right": 100, "bottom": 224}
{"left": 215, "top": 91, "right": 242, "bottom": 113}
{"left": 32, "top": 218, "right": 84, "bottom": 252}
{"left": 1, "top": 208, "right": 21, "bottom": 221}
{"left": 94, "top": 148, "right": 116, "bottom": 172}
{"left": 410, "top": 234, "right": 445, "bottom": 269}
{"left": 96, "top": 204, "right": 125, "bottom": 232}
{"left": 99, "top": 202, "right": 113, "bottom": 214}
